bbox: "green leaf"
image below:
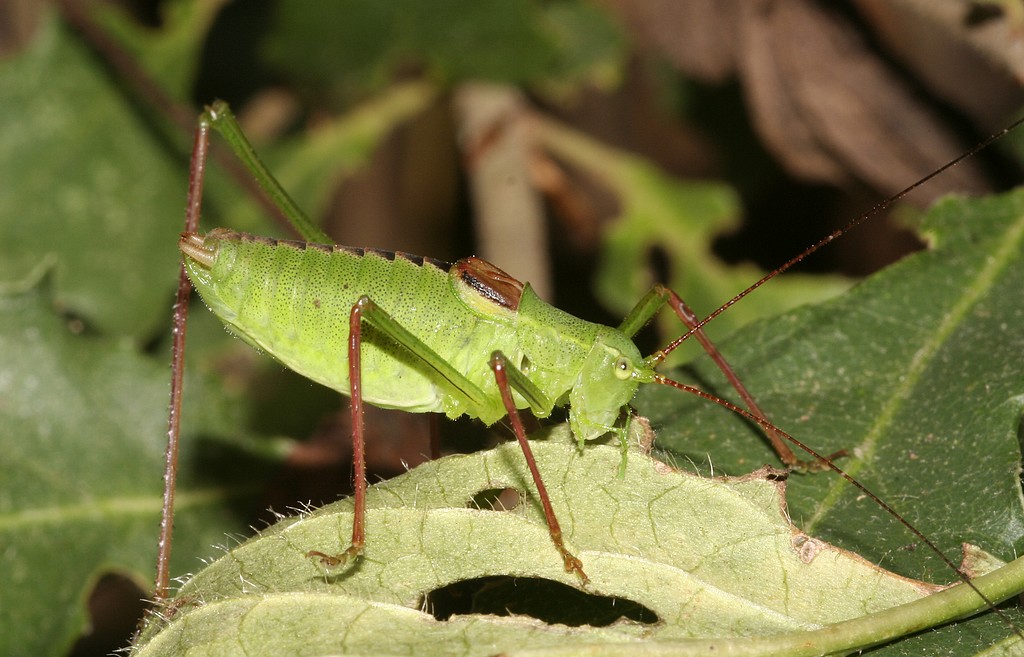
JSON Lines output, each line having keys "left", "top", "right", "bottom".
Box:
{"left": 132, "top": 438, "right": 1024, "bottom": 656}
{"left": 9, "top": 8, "right": 1024, "bottom": 657}
{"left": 0, "top": 15, "right": 189, "bottom": 341}
{"left": 637, "top": 189, "right": 1024, "bottom": 653}
{"left": 262, "top": 0, "right": 624, "bottom": 104}
{"left": 89, "top": 0, "right": 229, "bottom": 99}
{"left": 0, "top": 284, "right": 282, "bottom": 657}
{"left": 0, "top": 11, "right": 446, "bottom": 655}
{"left": 0, "top": 6, "right": 434, "bottom": 343}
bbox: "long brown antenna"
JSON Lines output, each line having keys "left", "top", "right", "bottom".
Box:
{"left": 660, "top": 116, "right": 1024, "bottom": 358}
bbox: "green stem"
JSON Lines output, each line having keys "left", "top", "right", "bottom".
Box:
{"left": 514, "top": 554, "right": 1024, "bottom": 656}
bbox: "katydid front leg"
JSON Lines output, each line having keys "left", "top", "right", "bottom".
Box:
{"left": 621, "top": 284, "right": 845, "bottom": 471}
{"left": 490, "top": 351, "right": 587, "bottom": 582}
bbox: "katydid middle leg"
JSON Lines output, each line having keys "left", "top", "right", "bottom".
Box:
{"left": 306, "top": 295, "right": 490, "bottom": 569}
{"left": 620, "top": 284, "right": 844, "bottom": 471}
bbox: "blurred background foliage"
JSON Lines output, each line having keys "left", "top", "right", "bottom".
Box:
{"left": 1, "top": 1, "right": 1022, "bottom": 655}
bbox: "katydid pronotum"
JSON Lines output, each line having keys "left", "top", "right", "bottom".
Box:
{"left": 154, "top": 101, "right": 1024, "bottom": 643}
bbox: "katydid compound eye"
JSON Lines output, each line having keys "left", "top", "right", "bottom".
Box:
{"left": 613, "top": 356, "right": 632, "bottom": 380}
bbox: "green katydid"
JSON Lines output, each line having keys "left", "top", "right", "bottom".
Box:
{"left": 155, "top": 100, "right": 1024, "bottom": 639}
{"left": 159, "top": 100, "right": 829, "bottom": 588}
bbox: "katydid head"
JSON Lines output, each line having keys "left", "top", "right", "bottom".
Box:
{"left": 568, "top": 327, "right": 654, "bottom": 445}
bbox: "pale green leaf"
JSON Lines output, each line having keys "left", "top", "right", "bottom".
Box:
{"left": 90, "top": 0, "right": 229, "bottom": 99}
{"left": 135, "top": 439, "right": 1024, "bottom": 656}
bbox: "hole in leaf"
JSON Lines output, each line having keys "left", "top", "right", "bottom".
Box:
{"left": 424, "top": 576, "right": 659, "bottom": 627}
{"left": 469, "top": 487, "right": 520, "bottom": 511}
{"left": 68, "top": 572, "right": 147, "bottom": 657}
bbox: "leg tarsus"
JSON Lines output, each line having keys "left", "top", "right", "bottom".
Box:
{"left": 307, "top": 545, "right": 362, "bottom": 569}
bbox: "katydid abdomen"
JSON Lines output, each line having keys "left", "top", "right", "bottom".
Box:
{"left": 178, "top": 228, "right": 644, "bottom": 437}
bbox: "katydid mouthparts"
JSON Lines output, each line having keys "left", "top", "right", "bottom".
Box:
{"left": 157, "top": 100, "right": 1024, "bottom": 642}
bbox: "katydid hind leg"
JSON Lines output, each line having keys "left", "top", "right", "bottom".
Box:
{"left": 155, "top": 115, "right": 212, "bottom": 604}
{"left": 489, "top": 351, "right": 588, "bottom": 583}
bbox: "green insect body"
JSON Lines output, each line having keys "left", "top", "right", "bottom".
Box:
{"left": 179, "top": 228, "right": 655, "bottom": 448}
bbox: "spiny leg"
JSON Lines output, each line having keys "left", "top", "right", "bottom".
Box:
{"left": 489, "top": 352, "right": 588, "bottom": 583}
{"left": 155, "top": 114, "right": 211, "bottom": 604}
{"left": 621, "top": 284, "right": 844, "bottom": 471}
{"left": 160, "top": 102, "right": 330, "bottom": 600}
{"left": 306, "top": 296, "right": 491, "bottom": 568}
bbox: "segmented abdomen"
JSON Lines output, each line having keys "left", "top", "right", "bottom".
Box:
{"left": 185, "top": 231, "right": 518, "bottom": 423}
